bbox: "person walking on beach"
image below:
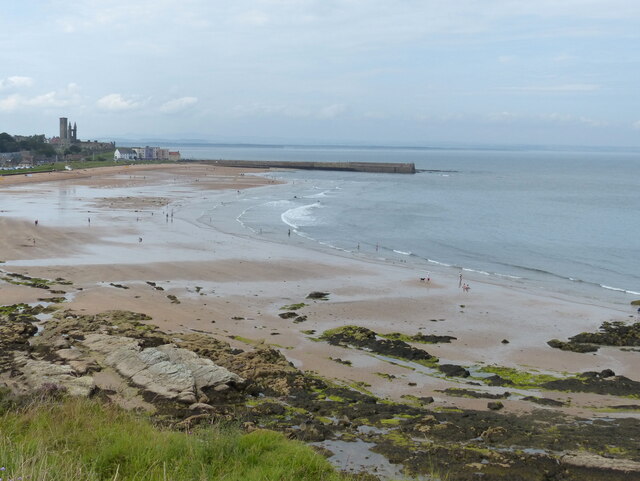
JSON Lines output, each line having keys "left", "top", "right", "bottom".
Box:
{"left": 288, "top": 228, "right": 291, "bottom": 237}
{"left": 459, "top": 273, "right": 463, "bottom": 288}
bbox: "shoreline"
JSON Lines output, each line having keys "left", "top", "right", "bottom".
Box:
{"left": 0, "top": 162, "right": 635, "bottom": 398}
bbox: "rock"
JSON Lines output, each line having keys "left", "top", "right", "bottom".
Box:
{"left": 561, "top": 452, "right": 640, "bottom": 472}
{"left": 480, "top": 426, "right": 507, "bottom": 442}
{"left": 68, "top": 360, "right": 100, "bottom": 375}
{"left": 12, "top": 352, "right": 95, "bottom": 397}
{"left": 188, "top": 402, "right": 215, "bottom": 411}
{"left": 0, "top": 319, "right": 38, "bottom": 347}
{"left": 438, "top": 364, "right": 470, "bottom": 378}
{"left": 306, "top": 291, "right": 329, "bottom": 300}
{"left": 176, "top": 414, "right": 211, "bottom": 427}
{"left": 279, "top": 312, "right": 298, "bottom": 319}
{"left": 243, "top": 421, "right": 257, "bottom": 432}
{"left": 547, "top": 339, "right": 599, "bottom": 353}
{"left": 54, "top": 348, "right": 85, "bottom": 361}
{"left": 81, "top": 333, "right": 243, "bottom": 404}
{"left": 488, "top": 401, "right": 504, "bottom": 411}
{"left": 501, "top": 339, "right": 509, "bottom": 344}
{"left": 521, "top": 396, "right": 565, "bottom": 407}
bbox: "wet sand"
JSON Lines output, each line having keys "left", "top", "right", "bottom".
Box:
{"left": 1, "top": 163, "right": 638, "bottom": 418}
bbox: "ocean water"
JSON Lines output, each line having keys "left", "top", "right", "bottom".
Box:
{"left": 176, "top": 144, "right": 640, "bottom": 307}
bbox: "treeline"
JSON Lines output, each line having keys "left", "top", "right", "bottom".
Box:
{"left": 0, "top": 132, "right": 56, "bottom": 156}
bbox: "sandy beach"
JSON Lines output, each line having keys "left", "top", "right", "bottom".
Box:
{"left": 1, "top": 162, "right": 637, "bottom": 417}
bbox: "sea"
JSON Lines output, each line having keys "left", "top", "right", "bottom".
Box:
{"left": 135, "top": 142, "right": 640, "bottom": 309}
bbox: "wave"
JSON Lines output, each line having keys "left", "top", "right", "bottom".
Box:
{"left": 281, "top": 203, "right": 324, "bottom": 229}
{"left": 427, "top": 259, "right": 452, "bottom": 267}
{"left": 393, "top": 250, "right": 412, "bottom": 256}
{"left": 462, "top": 267, "right": 491, "bottom": 276}
{"left": 306, "top": 191, "right": 329, "bottom": 199}
{"left": 600, "top": 285, "right": 640, "bottom": 296}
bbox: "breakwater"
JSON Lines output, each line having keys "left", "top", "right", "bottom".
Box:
{"left": 187, "top": 159, "right": 416, "bottom": 174}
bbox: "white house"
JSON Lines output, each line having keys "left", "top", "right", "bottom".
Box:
{"left": 114, "top": 148, "right": 137, "bottom": 161}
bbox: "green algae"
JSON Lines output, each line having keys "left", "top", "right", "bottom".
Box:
{"left": 319, "top": 325, "right": 373, "bottom": 342}
{"left": 2, "top": 274, "right": 53, "bottom": 289}
{"left": 280, "top": 303, "right": 307, "bottom": 311}
{"left": 478, "top": 365, "right": 562, "bottom": 388}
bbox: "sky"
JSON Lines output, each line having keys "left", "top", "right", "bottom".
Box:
{"left": 1, "top": 0, "right": 639, "bottom": 147}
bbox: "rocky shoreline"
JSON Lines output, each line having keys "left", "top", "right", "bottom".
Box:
{"left": 2, "top": 273, "right": 640, "bottom": 480}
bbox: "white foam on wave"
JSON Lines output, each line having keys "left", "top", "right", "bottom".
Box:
{"left": 495, "top": 273, "right": 523, "bottom": 280}
{"left": 306, "top": 191, "right": 329, "bottom": 199}
{"left": 281, "top": 203, "right": 324, "bottom": 229}
{"left": 264, "top": 200, "right": 295, "bottom": 207}
{"left": 393, "top": 250, "right": 412, "bottom": 256}
{"left": 601, "top": 285, "right": 640, "bottom": 296}
{"left": 428, "top": 259, "right": 451, "bottom": 267}
{"left": 462, "top": 267, "right": 491, "bottom": 276}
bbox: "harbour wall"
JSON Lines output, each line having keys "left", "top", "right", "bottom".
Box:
{"left": 186, "top": 159, "right": 416, "bottom": 174}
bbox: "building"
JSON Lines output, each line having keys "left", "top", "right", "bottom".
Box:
{"left": 59, "top": 117, "right": 77, "bottom": 143}
{"left": 114, "top": 148, "right": 137, "bottom": 161}
{"left": 115, "top": 146, "right": 180, "bottom": 161}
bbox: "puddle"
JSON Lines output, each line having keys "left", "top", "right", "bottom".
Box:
{"left": 312, "top": 439, "right": 432, "bottom": 480}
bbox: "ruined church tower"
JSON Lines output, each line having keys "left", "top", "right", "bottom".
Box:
{"left": 59, "top": 117, "right": 77, "bottom": 142}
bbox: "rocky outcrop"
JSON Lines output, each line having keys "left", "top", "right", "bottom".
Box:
{"left": 81, "top": 334, "right": 244, "bottom": 404}
{"left": 11, "top": 352, "right": 95, "bottom": 397}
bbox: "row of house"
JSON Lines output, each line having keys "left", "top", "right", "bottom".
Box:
{"left": 114, "top": 146, "right": 181, "bottom": 162}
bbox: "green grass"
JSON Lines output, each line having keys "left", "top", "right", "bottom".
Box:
{"left": 0, "top": 396, "right": 345, "bottom": 481}
{"left": 0, "top": 157, "right": 173, "bottom": 177}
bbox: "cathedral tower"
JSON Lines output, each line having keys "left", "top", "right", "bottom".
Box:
{"left": 59, "top": 117, "right": 68, "bottom": 140}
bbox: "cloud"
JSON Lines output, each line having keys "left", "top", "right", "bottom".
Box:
{"left": 539, "top": 113, "right": 605, "bottom": 126}
{"left": 96, "top": 93, "right": 140, "bottom": 111}
{"left": 159, "top": 96, "right": 198, "bottom": 113}
{"left": 487, "top": 111, "right": 520, "bottom": 122}
{"left": 486, "top": 111, "right": 606, "bottom": 127}
{"left": 236, "top": 9, "right": 270, "bottom": 26}
{"left": 633, "top": 121, "right": 640, "bottom": 130}
{"left": 318, "top": 104, "right": 346, "bottom": 119}
{"left": 0, "top": 76, "right": 34, "bottom": 90}
{"left": 232, "top": 102, "right": 347, "bottom": 120}
{"left": 0, "top": 83, "right": 81, "bottom": 112}
{"left": 0, "top": 95, "right": 22, "bottom": 112}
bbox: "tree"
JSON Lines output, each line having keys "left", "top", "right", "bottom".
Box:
{"left": 0, "top": 132, "right": 19, "bottom": 152}
{"left": 64, "top": 144, "right": 82, "bottom": 155}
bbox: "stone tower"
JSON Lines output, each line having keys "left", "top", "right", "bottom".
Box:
{"left": 59, "top": 117, "right": 68, "bottom": 141}
{"left": 59, "top": 117, "right": 78, "bottom": 142}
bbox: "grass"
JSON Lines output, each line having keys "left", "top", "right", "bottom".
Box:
{"left": 0, "top": 396, "right": 346, "bottom": 481}
{"left": 0, "top": 157, "right": 175, "bottom": 177}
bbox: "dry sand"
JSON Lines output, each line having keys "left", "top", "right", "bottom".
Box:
{"left": 1, "top": 163, "right": 638, "bottom": 418}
